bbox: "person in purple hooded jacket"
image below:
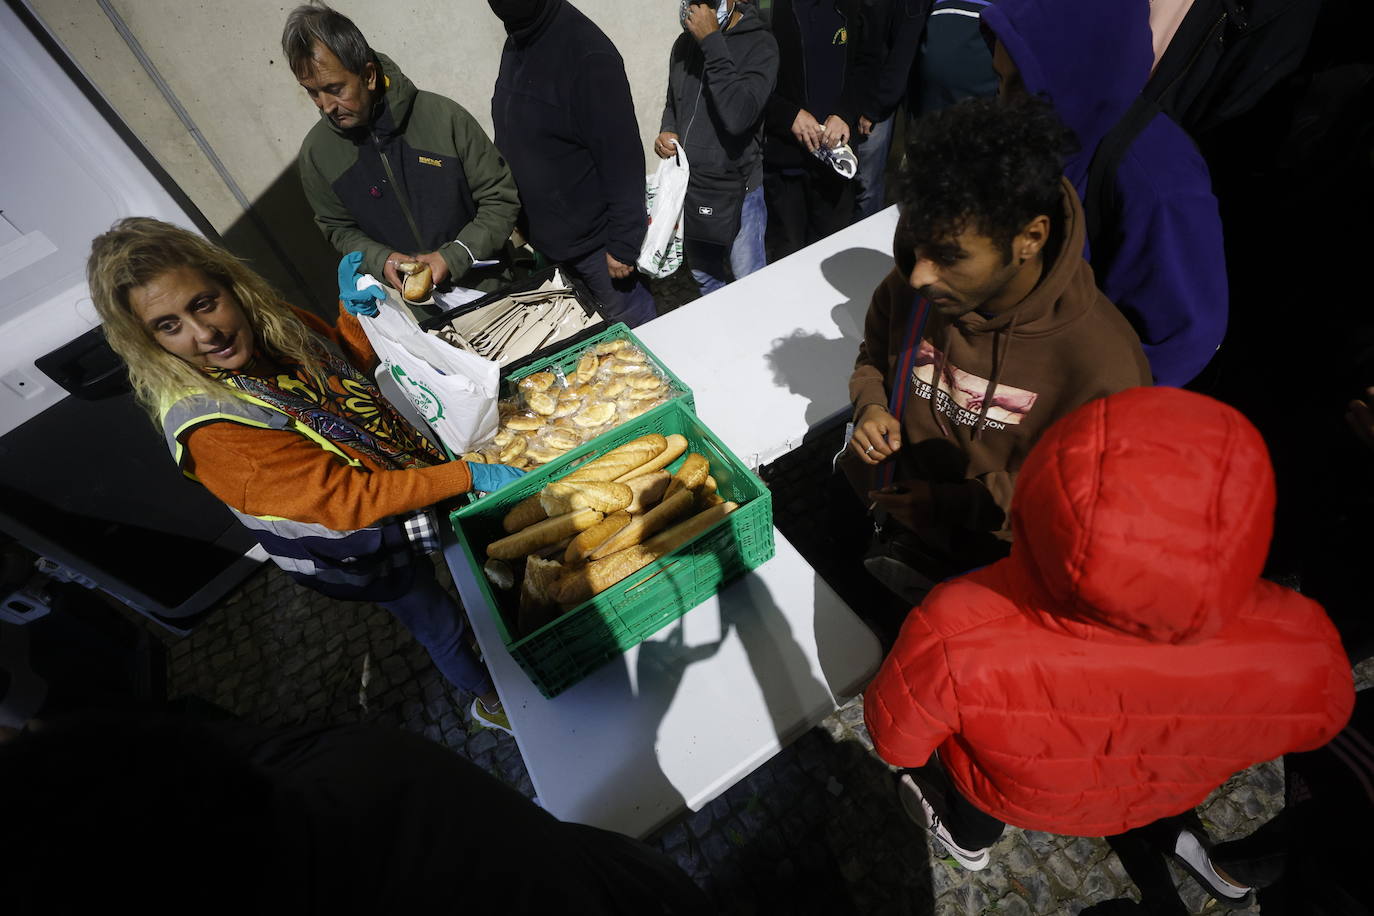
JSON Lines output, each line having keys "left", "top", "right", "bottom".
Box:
{"left": 981, "top": 0, "right": 1227, "bottom": 387}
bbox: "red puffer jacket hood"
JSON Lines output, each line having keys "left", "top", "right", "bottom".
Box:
{"left": 1009, "top": 386, "right": 1274, "bottom": 644}
{"left": 863, "top": 387, "right": 1354, "bottom": 836}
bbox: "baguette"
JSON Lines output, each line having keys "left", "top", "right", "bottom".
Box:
{"left": 502, "top": 494, "right": 547, "bottom": 533}
{"left": 665, "top": 453, "right": 710, "bottom": 497}
{"left": 564, "top": 434, "right": 666, "bottom": 482}
{"left": 553, "top": 502, "right": 738, "bottom": 604}
{"left": 540, "top": 479, "right": 632, "bottom": 516}
{"left": 642, "top": 501, "right": 737, "bottom": 553}
{"left": 587, "top": 488, "right": 695, "bottom": 561}
{"left": 564, "top": 511, "right": 633, "bottom": 564}
{"left": 518, "top": 556, "right": 564, "bottom": 636}
{"left": 615, "top": 434, "right": 688, "bottom": 482}
{"left": 486, "top": 508, "right": 602, "bottom": 560}
{"left": 624, "top": 470, "right": 670, "bottom": 515}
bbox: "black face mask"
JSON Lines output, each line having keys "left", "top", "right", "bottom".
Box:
{"left": 488, "top": 0, "right": 544, "bottom": 30}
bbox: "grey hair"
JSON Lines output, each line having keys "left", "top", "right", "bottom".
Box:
{"left": 281, "top": 4, "right": 372, "bottom": 78}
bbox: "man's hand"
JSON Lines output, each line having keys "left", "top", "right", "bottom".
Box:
{"left": 858, "top": 115, "right": 873, "bottom": 138}
{"left": 1347, "top": 386, "right": 1374, "bottom": 452}
{"left": 606, "top": 252, "right": 634, "bottom": 279}
{"left": 383, "top": 252, "right": 413, "bottom": 293}
{"left": 820, "top": 114, "right": 851, "bottom": 149}
{"left": 684, "top": 2, "right": 720, "bottom": 41}
{"left": 869, "top": 480, "right": 937, "bottom": 530}
{"left": 851, "top": 403, "right": 902, "bottom": 465}
{"left": 412, "top": 251, "right": 451, "bottom": 287}
{"left": 791, "top": 109, "right": 824, "bottom": 153}
{"left": 654, "top": 131, "right": 680, "bottom": 159}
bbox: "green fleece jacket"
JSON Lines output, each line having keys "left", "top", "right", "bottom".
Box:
{"left": 297, "top": 53, "right": 519, "bottom": 288}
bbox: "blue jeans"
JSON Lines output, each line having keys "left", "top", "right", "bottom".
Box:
{"left": 853, "top": 115, "right": 895, "bottom": 221}
{"left": 380, "top": 562, "right": 493, "bottom": 695}
{"left": 686, "top": 185, "right": 768, "bottom": 295}
{"left": 561, "top": 247, "right": 659, "bottom": 328}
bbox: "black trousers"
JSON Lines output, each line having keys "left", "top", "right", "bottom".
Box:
{"left": 905, "top": 758, "right": 1007, "bottom": 850}
{"left": 763, "top": 162, "right": 856, "bottom": 261}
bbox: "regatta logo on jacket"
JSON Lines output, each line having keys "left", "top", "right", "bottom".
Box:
{"left": 911, "top": 338, "right": 1040, "bottom": 430}
{"left": 418, "top": 156, "right": 444, "bottom": 167}
{"left": 833, "top": 27, "right": 847, "bottom": 44}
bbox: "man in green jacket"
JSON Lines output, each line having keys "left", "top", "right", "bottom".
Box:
{"left": 284, "top": 5, "right": 520, "bottom": 309}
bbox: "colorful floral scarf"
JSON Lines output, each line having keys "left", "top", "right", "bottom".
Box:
{"left": 206, "top": 346, "right": 447, "bottom": 470}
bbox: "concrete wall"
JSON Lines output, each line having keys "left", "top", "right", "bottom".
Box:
{"left": 27, "top": 0, "right": 682, "bottom": 312}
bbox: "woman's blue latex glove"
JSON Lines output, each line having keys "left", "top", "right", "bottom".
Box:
{"left": 336, "top": 251, "right": 387, "bottom": 317}
{"left": 468, "top": 462, "right": 527, "bottom": 493}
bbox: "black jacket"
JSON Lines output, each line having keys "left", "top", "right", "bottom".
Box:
{"left": 491, "top": 0, "right": 646, "bottom": 264}
{"left": 661, "top": 4, "right": 779, "bottom": 191}
{"left": 761, "top": 0, "right": 885, "bottom": 170}
{"left": 866, "top": 0, "right": 930, "bottom": 121}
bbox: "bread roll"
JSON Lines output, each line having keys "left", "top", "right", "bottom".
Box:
{"left": 573, "top": 401, "right": 616, "bottom": 427}
{"left": 574, "top": 353, "right": 599, "bottom": 384}
{"left": 505, "top": 415, "right": 545, "bottom": 432}
{"left": 527, "top": 391, "right": 557, "bottom": 416}
{"left": 545, "top": 428, "right": 582, "bottom": 451}
{"left": 401, "top": 262, "right": 433, "bottom": 302}
{"left": 518, "top": 371, "right": 556, "bottom": 393}
{"left": 593, "top": 339, "right": 628, "bottom": 356}
{"left": 498, "top": 436, "right": 527, "bottom": 463}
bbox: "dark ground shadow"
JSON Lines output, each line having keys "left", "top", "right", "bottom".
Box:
{"left": 764, "top": 246, "right": 894, "bottom": 429}
{"left": 648, "top": 722, "right": 936, "bottom": 915}
{"left": 220, "top": 162, "right": 342, "bottom": 319}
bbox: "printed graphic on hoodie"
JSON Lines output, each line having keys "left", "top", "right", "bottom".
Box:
{"left": 911, "top": 339, "right": 1039, "bottom": 428}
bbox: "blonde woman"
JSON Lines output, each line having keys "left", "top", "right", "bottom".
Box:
{"left": 88, "top": 217, "right": 520, "bottom": 733}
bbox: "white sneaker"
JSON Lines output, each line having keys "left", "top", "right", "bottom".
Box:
{"left": 812, "top": 142, "right": 858, "bottom": 180}
{"left": 898, "top": 773, "right": 991, "bottom": 871}
{"left": 1171, "top": 829, "right": 1254, "bottom": 907}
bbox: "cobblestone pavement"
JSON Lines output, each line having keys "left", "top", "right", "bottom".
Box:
{"left": 145, "top": 266, "right": 1371, "bottom": 914}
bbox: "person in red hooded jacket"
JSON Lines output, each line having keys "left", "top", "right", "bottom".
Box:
{"left": 863, "top": 387, "right": 1354, "bottom": 906}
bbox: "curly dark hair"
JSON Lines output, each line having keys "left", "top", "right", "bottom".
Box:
{"left": 895, "top": 96, "right": 1077, "bottom": 271}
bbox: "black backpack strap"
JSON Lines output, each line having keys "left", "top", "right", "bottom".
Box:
{"left": 1083, "top": 96, "right": 1160, "bottom": 286}
{"left": 1083, "top": 0, "right": 1239, "bottom": 283}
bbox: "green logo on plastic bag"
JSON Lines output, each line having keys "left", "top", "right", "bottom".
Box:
{"left": 389, "top": 364, "right": 445, "bottom": 423}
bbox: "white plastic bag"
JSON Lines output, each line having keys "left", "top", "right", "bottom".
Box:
{"left": 358, "top": 289, "right": 501, "bottom": 454}
{"left": 637, "top": 140, "right": 689, "bottom": 279}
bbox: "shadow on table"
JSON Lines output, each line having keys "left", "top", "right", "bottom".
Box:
{"left": 763, "top": 246, "right": 892, "bottom": 429}
{"left": 570, "top": 560, "right": 839, "bottom": 838}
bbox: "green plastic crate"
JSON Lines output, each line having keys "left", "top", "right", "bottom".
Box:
{"left": 452, "top": 399, "right": 774, "bottom": 697}
{"left": 504, "top": 321, "right": 694, "bottom": 415}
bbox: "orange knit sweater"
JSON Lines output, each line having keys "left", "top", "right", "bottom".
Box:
{"left": 182, "top": 304, "right": 473, "bottom": 531}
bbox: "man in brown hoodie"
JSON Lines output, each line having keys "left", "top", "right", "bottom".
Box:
{"left": 847, "top": 96, "right": 1152, "bottom": 595}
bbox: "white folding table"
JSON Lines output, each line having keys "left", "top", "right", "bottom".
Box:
{"left": 442, "top": 529, "right": 882, "bottom": 838}
{"left": 442, "top": 208, "right": 899, "bottom": 838}
{"left": 637, "top": 206, "right": 900, "bottom": 469}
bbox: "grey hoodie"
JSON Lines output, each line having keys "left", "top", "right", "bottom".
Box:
{"left": 660, "top": 3, "right": 779, "bottom": 191}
